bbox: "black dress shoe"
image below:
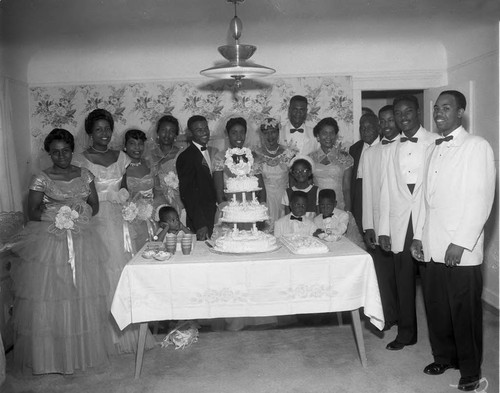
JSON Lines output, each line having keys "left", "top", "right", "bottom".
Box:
{"left": 386, "top": 339, "right": 415, "bottom": 350}
{"left": 458, "top": 375, "right": 480, "bottom": 391}
{"left": 423, "top": 362, "right": 456, "bottom": 375}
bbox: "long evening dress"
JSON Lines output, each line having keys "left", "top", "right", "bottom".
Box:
{"left": 309, "top": 147, "right": 353, "bottom": 210}
{"left": 73, "top": 151, "right": 156, "bottom": 354}
{"left": 253, "top": 146, "right": 295, "bottom": 227}
{"left": 11, "top": 169, "right": 112, "bottom": 374}
{"left": 309, "top": 147, "right": 365, "bottom": 248}
{"left": 126, "top": 169, "right": 155, "bottom": 252}
{"left": 153, "top": 152, "right": 185, "bottom": 220}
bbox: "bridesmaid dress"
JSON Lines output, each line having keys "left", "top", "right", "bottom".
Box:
{"left": 11, "top": 169, "right": 112, "bottom": 374}
{"left": 74, "top": 151, "right": 156, "bottom": 354}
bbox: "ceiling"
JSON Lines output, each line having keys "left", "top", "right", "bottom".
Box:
{"left": 1, "top": 0, "right": 499, "bottom": 46}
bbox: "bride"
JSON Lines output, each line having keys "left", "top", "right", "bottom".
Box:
{"left": 73, "top": 109, "right": 155, "bottom": 354}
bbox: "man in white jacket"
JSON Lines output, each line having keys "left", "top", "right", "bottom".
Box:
{"left": 410, "top": 90, "right": 495, "bottom": 391}
{"left": 378, "top": 95, "right": 437, "bottom": 350}
{"left": 361, "top": 105, "right": 400, "bottom": 329}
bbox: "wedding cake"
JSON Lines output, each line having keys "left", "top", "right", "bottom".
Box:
{"left": 214, "top": 147, "right": 277, "bottom": 253}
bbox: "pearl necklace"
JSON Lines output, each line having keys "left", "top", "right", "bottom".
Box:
{"left": 129, "top": 161, "right": 142, "bottom": 167}
{"left": 90, "top": 145, "right": 109, "bottom": 153}
{"left": 265, "top": 145, "right": 280, "bottom": 155}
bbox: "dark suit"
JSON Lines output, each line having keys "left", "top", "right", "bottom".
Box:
{"left": 349, "top": 140, "right": 364, "bottom": 230}
{"left": 176, "top": 143, "right": 217, "bottom": 237}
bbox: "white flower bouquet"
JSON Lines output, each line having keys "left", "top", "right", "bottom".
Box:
{"left": 54, "top": 205, "right": 79, "bottom": 230}
{"left": 122, "top": 202, "right": 139, "bottom": 222}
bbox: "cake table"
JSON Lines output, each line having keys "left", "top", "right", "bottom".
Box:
{"left": 111, "top": 237, "right": 384, "bottom": 378}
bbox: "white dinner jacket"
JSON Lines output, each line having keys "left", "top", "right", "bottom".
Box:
{"left": 414, "top": 126, "right": 495, "bottom": 266}
{"left": 378, "top": 126, "right": 437, "bottom": 253}
{"left": 361, "top": 135, "right": 400, "bottom": 237}
{"left": 279, "top": 120, "right": 319, "bottom": 156}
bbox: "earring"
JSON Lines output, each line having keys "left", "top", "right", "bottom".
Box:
{"left": 123, "top": 147, "right": 127, "bottom": 152}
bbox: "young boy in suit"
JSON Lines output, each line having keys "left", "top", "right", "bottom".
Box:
{"left": 275, "top": 191, "right": 321, "bottom": 237}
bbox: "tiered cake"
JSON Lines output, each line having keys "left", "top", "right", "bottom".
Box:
{"left": 213, "top": 147, "right": 277, "bottom": 253}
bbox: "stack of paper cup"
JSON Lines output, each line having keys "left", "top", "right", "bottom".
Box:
{"left": 165, "top": 233, "right": 177, "bottom": 254}
{"left": 181, "top": 234, "right": 193, "bottom": 255}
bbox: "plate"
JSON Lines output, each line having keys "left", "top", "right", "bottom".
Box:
{"left": 208, "top": 244, "right": 281, "bottom": 255}
{"left": 153, "top": 251, "right": 172, "bottom": 261}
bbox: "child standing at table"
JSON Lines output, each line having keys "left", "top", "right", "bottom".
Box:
{"left": 281, "top": 156, "right": 318, "bottom": 219}
{"left": 154, "top": 205, "right": 191, "bottom": 242}
{"left": 314, "top": 189, "right": 349, "bottom": 241}
{"left": 275, "top": 191, "right": 322, "bottom": 237}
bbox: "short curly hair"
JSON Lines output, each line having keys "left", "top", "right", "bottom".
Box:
{"left": 225, "top": 117, "right": 247, "bottom": 134}
{"left": 84, "top": 109, "right": 114, "bottom": 135}
{"left": 44, "top": 128, "right": 75, "bottom": 152}
{"left": 156, "top": 115, "right": 180, "bottom": 136}
{"left": 313, "top": 117, "right": 339, "bottom": 137}
{"left": 124, "top": 129, "right": 147, "bottom": 145}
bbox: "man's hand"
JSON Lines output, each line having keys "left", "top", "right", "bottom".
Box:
{"left": 196, "top": 226, "right": 209, "bottom": 241}
{"left": 410, "top": 239, "right": 425, "bottom": 262}
{"left": 363, "top": 229, "right": 377, "bottom": 250}
{"left": 444, "top": 243, "right": 465, "bottom": 267}
{"left": 378, "top": 235, "right": 391, "bottom": 252}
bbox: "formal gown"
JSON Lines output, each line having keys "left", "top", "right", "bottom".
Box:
{"left": 152, "top": 150, "right": 185, "bottom": 223}
{"left": 11, "top": 169, "right": 112, "bottom": 374}
{"left": 254, "top": 146, "right": 295, "bottom": 227}
{"left": 309, "top": 147, "right": 364, "bottom": 248}
{"left": 73, "top": 151, "right": 156, "bottom": 354}
{"left": 126, "top": 170, "right": 155, "bottom": 252}
{"left": 309, "top": 147, "right": 353, "bottom": 210}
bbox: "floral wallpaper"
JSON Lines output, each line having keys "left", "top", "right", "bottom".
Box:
{"left": 29, "top": 76, "right": 353, "bottom": 169}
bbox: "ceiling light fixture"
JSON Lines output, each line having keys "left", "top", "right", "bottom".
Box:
{"left": 200, "top": 0, "right": 275, "bottom": 89}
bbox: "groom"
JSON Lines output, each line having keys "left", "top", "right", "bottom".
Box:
{"left": 176, "top": 115, "right": 218, "bottom": 240}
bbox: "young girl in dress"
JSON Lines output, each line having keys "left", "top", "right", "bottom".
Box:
{"left": 11, "top": 129, "right": 112, "bottom": 374}
{"left": 281, "top": 156, "right": 318, "bottom": 219}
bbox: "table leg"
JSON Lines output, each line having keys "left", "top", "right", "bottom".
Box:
{"left": 134, "top": 323, "right": 148, "bottom": 379}
{"left": 350, "top": 309, "right": 367, "bottom": 367}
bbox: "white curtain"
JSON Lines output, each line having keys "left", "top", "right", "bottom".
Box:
{"left": 0, "top": 77, "right": 22, "bottom": 212}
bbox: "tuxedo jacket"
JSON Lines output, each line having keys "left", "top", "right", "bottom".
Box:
{"left": 361, "top": 136, "right": 399, "bottom": 237}
{"left": 349, "top": 140, "right": 364, "bottom": 228}
{"left": 378, "top": 127, "right": 437, "bottom": 253}
{"left": 176, "top": 143, "right": 218, "bottom": 234}
{"left": 414, "top": 127, "right": 495, "bottom": 266}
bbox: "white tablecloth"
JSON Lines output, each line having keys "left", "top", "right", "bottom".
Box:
{"left": 111, "top": 237, "right": 384, "bottom": 331}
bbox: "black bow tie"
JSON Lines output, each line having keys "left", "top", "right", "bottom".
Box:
{"left": 400, "top": 136, "right": 418, "bottom": 143}
{"left": 381, "top": 139, "right": 395, "bottom": 145}
{"left": 200, "top": 145, "right": 207, "bottom": 151}
{"left": 435, "top": 135, "right": 453, "bottom": 145}
{"left": 290, "top": 128, "right": 304, "bottom": 134}
{"left": 323, "top": 214, "right": 334, "bottom": 218}
{"left": 290, "top": 215, "right": 303, "bottom": 221}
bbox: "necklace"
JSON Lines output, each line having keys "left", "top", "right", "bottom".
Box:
{"left": 159, "top": 144, "right": 174, "bottom": 159}
{"left": 129, "top": 161, "right": 142, "bottom": 167}
{"left": 90, "top": 145, "right": 109, "bottom": 153}
{"left": 265, "top": 145, "right": 280, "bottom": 155}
